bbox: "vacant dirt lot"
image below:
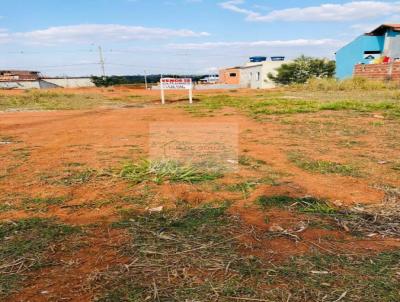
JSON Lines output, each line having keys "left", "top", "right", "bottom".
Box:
{"left": 1, "top": 87, "right": 400, "bottom": 301}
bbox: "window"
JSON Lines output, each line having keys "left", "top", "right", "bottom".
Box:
{"left": 229, "top": 73, "right": 237, "bottom": 77}
{"left": 257, "top": 72, "right": 260, "bottom": 81}
{"left": 364, "top": 51, "right": 381, "bottom": 54}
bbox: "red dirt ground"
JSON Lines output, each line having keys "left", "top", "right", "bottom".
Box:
{"left": 1, "top": 88, "right": 399, "bottom": 301}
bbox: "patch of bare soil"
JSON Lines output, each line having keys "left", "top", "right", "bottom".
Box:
{"left": 9, "top": 227, "right": 129, "bottom": 302}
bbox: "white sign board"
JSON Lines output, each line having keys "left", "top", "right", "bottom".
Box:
{"left": 160, "top": 78, "right": 193, "bottom": 104}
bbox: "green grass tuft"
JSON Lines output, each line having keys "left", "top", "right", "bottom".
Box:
{"left": 256, "top": 195, "right": 336, "bottom": 214}
{"left": 120, "top": 159, "right": 222, "bottom": 184}
{"left": 22, "top": 196, "right": 68, "bottom": 212}
{"left": 288, "top": 152, "right": 361, "bottom": 177}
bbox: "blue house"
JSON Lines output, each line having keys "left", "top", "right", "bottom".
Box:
{"left": 336, "top": 24, "right": 400, "bottom": 79}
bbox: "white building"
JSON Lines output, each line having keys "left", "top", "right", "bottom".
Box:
{"left": 240, "top": 60, "right": 291, "bottom": 89}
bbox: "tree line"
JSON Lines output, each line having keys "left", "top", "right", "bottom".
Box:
{"left": 91, "top": 75, "right": 209, "bottom": 87}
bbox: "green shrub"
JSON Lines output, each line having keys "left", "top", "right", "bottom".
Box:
{"left": 268, "top": 55, "right": 335, "bottom": 85}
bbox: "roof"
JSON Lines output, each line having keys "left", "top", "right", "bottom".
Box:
{"left": 220, "top": 66, "right": 242, "bottom": 71}
{"left": 368, "top": 24, "right": 400, "bottom": 35}
{"left": 0, "top": 70, "right": 40, "bottom": 75}
{"left": 241, "top": 64, "right": 263, "bottom": 69}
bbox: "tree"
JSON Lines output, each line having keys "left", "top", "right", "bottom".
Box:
{"left": 268, "top": 56, "right": 336, "bottom": 85}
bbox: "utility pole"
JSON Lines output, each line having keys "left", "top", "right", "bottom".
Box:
{"left": 144, "top": 70, "right": 148, "bottom": 90}
{"left": 98, "top": 46, "right": 106, "bottom": 78}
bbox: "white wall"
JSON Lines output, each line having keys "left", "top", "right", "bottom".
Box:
{"left": 240, "top": 61, "right": 291, "bottom": 89}
{"left": 260, "top": 61, "right": 290, "bottom": 89}
{"left": 240, "top": 65, "right": 263, "bottom": 89}
{"left": 43, "top": 78, "right": 95, "bottom": 88}
{"left": 385, "top": 36, "right": 400, "bottom": 58}
{"left": 0, "top": 81, "right": 41, "bottom": 89}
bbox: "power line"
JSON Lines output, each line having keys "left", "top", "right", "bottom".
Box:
{"left": 0, "top": 48, "right": 250, "bottom": 58}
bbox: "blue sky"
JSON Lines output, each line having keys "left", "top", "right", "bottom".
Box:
{"left": 0, "top": 0, "right": 399, "bottom": 76}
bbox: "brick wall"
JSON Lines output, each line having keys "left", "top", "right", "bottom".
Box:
{"left": 218, "top": 68, "right": 241, "bottom": 85}
{"left": 353, "top": 62, "right": 400, "bottom": 81}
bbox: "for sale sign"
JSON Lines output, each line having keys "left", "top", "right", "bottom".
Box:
{"left": 160, "top": 78, "right": 192, "bottom": 90}
{"left": 160, "top": 78, "right": 193, "bottom": 104}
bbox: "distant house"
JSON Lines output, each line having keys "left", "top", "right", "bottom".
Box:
{"left": 0, "top": 70, "right": 59, "bottom": 89}
{"left": 218, "top": 57, "right": 289, "bottom": 89}
{"left": 240, "top": 58, "right": 289, "bottom": 89}
{"left": 336, "top": 24, "right": 400, "bottom": 79}
{"left": 0, "top": 70, "right": 41, "bottom": 81}
{"left": 0, "top": 70, "right": 95, "bottom": 89}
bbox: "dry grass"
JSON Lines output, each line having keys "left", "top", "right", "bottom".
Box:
{"left": 291, "top": 77, "right": 400, "bottom": 91}
{"left": 0, "top": 91, "right": 109, "bottom": 111}
{"left": 91, "top": 204, "right": 400, "bottom": 301}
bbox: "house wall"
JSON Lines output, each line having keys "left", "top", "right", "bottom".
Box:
{"left": 260, "top": 61, "right": 288, "bottom": 88}
{"left": 240, "top": 61, "right": 290, "bottom": 89}
{"left": 240, "top": 64, "right": 263, "bottom": 89}
{"left": 219, "top": 68, "right": 241, "bottom": 85}
{"left": 354, "top": 62, "right": 400, "bottom": 81}
{"left": 384, "top": 30, "right": 400, "bottom": 58}
{"left": 336, "top": 35, "right": 385, "bottom": 79}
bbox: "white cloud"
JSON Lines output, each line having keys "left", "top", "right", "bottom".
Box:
{"left": 168, "top": 39, "right": 345, "bottom": 50}
{"left": 350, "top": 23, "right": 379, "bottom": 33}
{"left": 220, "top": 1, "right": 400, "bottom": 22}
{"left": 0, "top": 28, "right": 10, "bottom": 43}
{"left": 2, "top": 24, "right": 210, "bottom": 45}
{"left": 220, "top": 0, "right": 257, "bottom": 16}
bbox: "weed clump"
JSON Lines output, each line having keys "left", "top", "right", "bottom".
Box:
{"left": 256, "top": 195, "right": 336, "bottom": 214}
{"left": 288, "top": 152, "right": 361, "bottom": 177}
{"left": 120, "top": 159, "right": 222, "bottom": 184}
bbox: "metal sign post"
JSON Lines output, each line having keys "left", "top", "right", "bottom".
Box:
{"left": 160, "top": 78, "right": 193, "bottom": 104}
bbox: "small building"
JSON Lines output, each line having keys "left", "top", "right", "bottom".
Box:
{"left": 336, "top": 24, "right": 400, "bottom": 79}
{"left": 218, "top": 67, "right": 241, "bottom": 85}
{"left": 0, "top": 69, "right": 94, "bottom": 89}
{"left": 218, "top": 57, "right": 289, "bottom": 89}
{"left": 240, "top": 59, "right": 289, "bottom": 89}
{"left": 0, "top": 70, "right": 59, "bottom": 89}
{"left": 0, "top": 70, "right": 41, "bottom": 81}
